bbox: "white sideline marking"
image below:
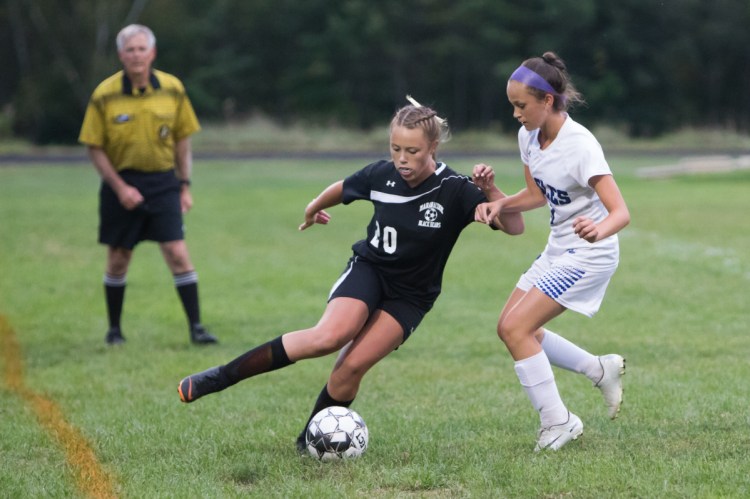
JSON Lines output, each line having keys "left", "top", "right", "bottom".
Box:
{"left": 635, "top": 155, "right": 750, "bottom": 178}
{"left": 623, "top": 229, "right": 750, "bottom": 281}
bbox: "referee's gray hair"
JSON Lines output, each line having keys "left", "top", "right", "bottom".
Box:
{"left": 116, "top": 24, "right": 156, "bottom": 51}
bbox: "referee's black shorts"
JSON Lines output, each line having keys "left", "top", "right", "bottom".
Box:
{"left": 327, "top": 255, "right": 434, "bottom": 342}
{"left": 99, "top": 169, "right": 183, "bottom": 249}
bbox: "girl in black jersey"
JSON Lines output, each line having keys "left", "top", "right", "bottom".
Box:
{"left": 177, "top": 99, "right": 524, "bottom": 451}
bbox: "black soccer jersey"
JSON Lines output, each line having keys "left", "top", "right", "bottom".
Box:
{"left": 342, "top": 159, "right": 488, "bottom": 306}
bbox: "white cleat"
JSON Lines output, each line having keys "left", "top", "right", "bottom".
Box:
{"left": 595, "top": 354, "right": 626, "bottom": 419}
{"left": 534, "top": 412, "right": 583, "bottom": 452}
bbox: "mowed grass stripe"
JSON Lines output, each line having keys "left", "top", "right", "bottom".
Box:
{"left": 0, "top": 315, "right": 117, "bottom": 499}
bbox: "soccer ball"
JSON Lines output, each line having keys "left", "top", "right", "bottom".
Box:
{"left": 305, "top": 406, "right": 368, "bottom": 461}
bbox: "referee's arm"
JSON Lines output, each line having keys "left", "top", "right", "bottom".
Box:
{"left": 174, "top": 137, "right": 194, "bottom": 213}
{"left": 87, "top": 146, "right": 143, "bottom": 210}
{"left": 174, "top": 137, "right": 193, "bottom": 184}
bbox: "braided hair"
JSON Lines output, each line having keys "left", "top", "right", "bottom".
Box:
{"left": 390, "top": 96, "right": 450, "bottom": 158}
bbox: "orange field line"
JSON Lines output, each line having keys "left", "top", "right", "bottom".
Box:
{"left": 0, "top": 315, "right": 118, "bottom": 498}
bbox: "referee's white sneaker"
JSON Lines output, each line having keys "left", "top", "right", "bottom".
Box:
{"left": 594, "top": 354, "right": 626, "bottom": 419}
{"left": 534, "top": 412, "right": 583, "bottom": 452}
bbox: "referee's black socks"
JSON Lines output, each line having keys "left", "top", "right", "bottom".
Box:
{"left": 174, "top": 271, "right": 201, "bottom": 327}
{"left": 104, "top": 273, "right": 127, "bottom": 329}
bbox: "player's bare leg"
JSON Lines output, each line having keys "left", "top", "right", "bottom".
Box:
{"left": 178, "top": 298, "right": 369, "bottom": 403}
{"left": 499, "top": 288, "right": 583, "bottom": 450}
{"left": 295, "top": 309, "right": 403, "bottom": 452}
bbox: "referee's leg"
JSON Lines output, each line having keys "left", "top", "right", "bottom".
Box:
{"left": 103, "top": 246, "right": 132, "bottom": 344}
{"left": 160, "top": 240, "right": 217, "bottom": 344}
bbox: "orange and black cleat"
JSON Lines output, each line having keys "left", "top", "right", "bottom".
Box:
{"left": 178, "top": 366, "right": 226, "bottom": 403}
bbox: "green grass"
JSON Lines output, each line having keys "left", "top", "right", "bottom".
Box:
{"left": 1, "top": 154, "right": 749, "bottom": 497}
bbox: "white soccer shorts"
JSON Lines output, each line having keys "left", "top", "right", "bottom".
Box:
{"left": 516, "top": 247, "right": 618, "bottom": 318}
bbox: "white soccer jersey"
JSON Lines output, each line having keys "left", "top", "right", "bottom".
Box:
{"left": 518, "top": 116, "right": 618, "bottom": 262}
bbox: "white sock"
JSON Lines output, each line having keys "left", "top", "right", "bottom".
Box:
{"left": 541, "top": 329, "right": 602, "bottom": 383}
{"left": 514, "top": 350, "right": 568, "bottom": 427}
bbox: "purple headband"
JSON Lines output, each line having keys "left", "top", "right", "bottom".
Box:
{"left": 509, "top": 65, "right": 557, "bottom": 96}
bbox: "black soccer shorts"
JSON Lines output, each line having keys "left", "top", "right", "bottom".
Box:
{"left": 327, "top": 255, "right": 432, "bottom": 342}
{"left": 98, "top": 169, "right": 184, "bottom": 249}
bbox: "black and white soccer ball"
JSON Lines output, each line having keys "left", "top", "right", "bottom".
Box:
{"left": 305, "top": 406, "right": 368, "bottom": 461}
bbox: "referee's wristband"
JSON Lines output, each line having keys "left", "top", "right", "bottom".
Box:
{"left": 179, "top": 179, "right": 191, "bottom": 187}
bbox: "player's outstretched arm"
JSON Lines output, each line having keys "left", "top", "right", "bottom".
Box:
{"left": 476, "top": 164, "right": 546, "bottom": 225}
{"left": 299, "top": 180, "right": 344, "bottom": 231}
{"left": 471, "top": 163, "right": 524, "bottom": 235}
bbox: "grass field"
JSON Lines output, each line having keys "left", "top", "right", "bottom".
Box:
{"left": 1, "top": 153, "right": 748, "bottom": 497}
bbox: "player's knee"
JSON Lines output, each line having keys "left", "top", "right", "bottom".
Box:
{"left": 329, "top": 362, "right": 367, "bottom": 403}
{"left": 310, "top": 328, "right": 353, "bottom": 355}
{"left": 497, "top": 318, "right": 526, "bottom": 348}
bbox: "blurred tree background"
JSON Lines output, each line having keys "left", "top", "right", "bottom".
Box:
{"left": 2, "top": 0, "right": 750, "bottom": 144}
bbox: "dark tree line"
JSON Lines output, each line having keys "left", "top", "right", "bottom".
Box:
{"left": 3, "top": 0, "right": 750, "bottom": 144}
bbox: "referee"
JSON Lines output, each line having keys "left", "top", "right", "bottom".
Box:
{"left": 79, "top": 24, "right": 217, "bottom": 345}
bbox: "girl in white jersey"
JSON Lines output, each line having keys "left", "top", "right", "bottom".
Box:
{"left": 475, "top": 52, "right": 631, "bottom": 451}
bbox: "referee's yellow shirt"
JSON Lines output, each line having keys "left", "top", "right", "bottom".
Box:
{"left": 79, "top": 69, "right": 200, "bottom": 173}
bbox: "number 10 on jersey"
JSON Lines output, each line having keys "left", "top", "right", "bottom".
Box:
{"left": 370, "top": 221, "right": 398, "bottom": 254}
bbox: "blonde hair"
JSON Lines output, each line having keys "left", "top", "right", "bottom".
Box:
{"left": 390, "top": 96, "right": 451, "bottom": 149}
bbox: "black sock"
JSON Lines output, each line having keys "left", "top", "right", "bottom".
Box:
{"left": 174, "top": 271, "right": 200, "bottom": 326}
{"left": 104, "top": 273, "right": 126, "bottom": 329}
{"left": 221, "top": 335, "right": 293, "bottom": 385}
{"left": 297, "top": 384, "right": 355, "bottom": 442}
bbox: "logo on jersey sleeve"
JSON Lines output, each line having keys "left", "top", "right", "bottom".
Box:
{"left": 418, "top": 202, "right": 443, "bottom": 228}
{"left": 386, "top": 180, "right": 396, "bottom": 187}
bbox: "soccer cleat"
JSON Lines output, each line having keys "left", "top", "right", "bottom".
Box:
{"left": 534, "top": 412, "right": 583, "bottom": 452}
{"left": 178, "top": 366, "right": 227, "bottom": 403}
{"left": 190, "top": 324, "right": 218, "bottom": 345}
{"left": 594, "top": 354, "right": 626, "bottom": 419}
{"left": 105, "top": 326, "right": 125, "bottom": 345}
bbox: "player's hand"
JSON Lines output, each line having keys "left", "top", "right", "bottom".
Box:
{"left": 298, "top": 210, "right": 331, "bottom": 231}
{"left": 117, "top": 185, "right": 144, "bottom": 210}
{"left": 299, "top": 200, "right": 331, "bottom": 231}
{"left": 475, "top": 199, "right": 503, "bottom": 225}
{"left": 472, "top": 163, "right": 495, "bottom": 191}
{"left": 573, "top": 216, "right": 599, "bottom": 243}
